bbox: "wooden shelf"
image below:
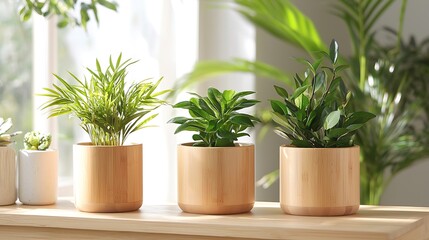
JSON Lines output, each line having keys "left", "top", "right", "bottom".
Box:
{"left": 1, "top": 199, "right": 429, "bottom": 239}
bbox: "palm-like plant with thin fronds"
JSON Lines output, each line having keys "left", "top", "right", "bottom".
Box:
{"left": 180, "top": 0, "right": 429, "bottom": 205}
{"left": 41, "top": 54, "right": 170, "bottom": 146}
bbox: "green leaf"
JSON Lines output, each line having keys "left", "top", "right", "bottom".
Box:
{"left": 57, "top": 18, "right": 69, "bottom": 28}
{"left": 192, "top": 134, "right": 205, "bottom": 142}
{"left": 215, "top": 138, "right": 235, "bottom": 147}
{"left": 199, "top": 98, "right": 216, "bottom": 117}
{"left": 230, "top": 115, "right": 254, "bottom": 127}
{"left": 291, "top": 139, "right": 314, "bottom": 148}
{"left": 284, "top": 99, "right": 299, "bottom": 114}
{"left": 207, "top": 87, "right": 222, "bottom": 111}
{"left": 222, "top": 89, "right": 236, "bottom": 102}
{"left": 270, "top": 100, "right": 288, "bottom": 115}
{"left": 291, "top": 85, "right": 309, "bottom": 99}
{"left": 173, "top": 101, "right": 191, "bottom": 109}
{"left": 345, "top": 112, "right": 376, "bottom": 125}
{"left": 174, "top": 121, "right": 205, "bottom": 134}
{"left": 346, "top": 124, "right": 363, "bottom": 131}
{"left": 168, "top": 117, "right": 189, "bottom": 124}
{"left": 324, "top": 110, "right": 341, "bottom": 130}
{"left": 313, "top": 71, "right": 326, "bottom": 92}
{"left": 234, "top": 0, "right": 327, "bottom": 56}
{"left": 274, "top": 85, "right": 289, "bottom": 99}
{"left": 329, "top": 39, "right": 339, "bottom": 64}
{"left": 335, "top": 64, "right": 349, "bottom": 72}
{"left": 327, "top": 128, "right": 349, "bottom": 138}
{"left": 174, "top": 59, "right": 291, "bottom": 94}
{"left": 294, "top": 94, "right": 309, "bottom": 109}
{"left": 97, "top": 0, "right": 118, "bottom": 11}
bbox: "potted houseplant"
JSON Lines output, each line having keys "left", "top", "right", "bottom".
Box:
{"left": 271, "top": 40, "right": 375, "bottom": 216}
{"left": 0, "top": 118, "right": 21, "bottom": 206}
{"left": 19, "top": 131, "right": 58, "bottom": 205}
{"left": 40, "top": 54, "right": 169, "bottom": 212}
{"left": 169, "top": 88, "right": 259, "bottom": 214}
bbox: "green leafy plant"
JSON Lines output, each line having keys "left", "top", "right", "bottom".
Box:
{"left": 0, "top": 118, "right": 22, "bottom": 146}
{"left": 169, "top": 88, "right": 259, "bottom": 147}
{"left": 272, "top": 40, "right": 375, "bottom": 148}
{"left": 19, "top": 0, "right": 117, "bottom": 29}
{"left": 23, "top": 131, "right": 52, "bottom": 150}
{"left": 41, "top": 54, "right": 169, "bottom": 146}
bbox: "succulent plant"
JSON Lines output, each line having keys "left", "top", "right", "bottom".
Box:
{"left": 0, "top": 118, "right": 22, "bottom": 146}
{"left": 169, "top": 87, "right": 259, "bottom": 147}
{"left": 23, "top": 131, "right": 52, "bottom": 150}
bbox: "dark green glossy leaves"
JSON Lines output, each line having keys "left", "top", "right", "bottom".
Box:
{"left": 169, "top": 88, "right": 259, "bottom": 147}
{"left": 270, "top": 40, "right": 375, "bottom": 148}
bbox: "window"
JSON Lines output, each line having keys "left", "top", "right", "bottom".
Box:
{"left": 0, "top": 0, "right": 33, "bottom": 147}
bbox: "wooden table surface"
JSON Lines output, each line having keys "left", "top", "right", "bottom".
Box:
{"left": 0, "top": 199, "right": 429, "bottom": 240}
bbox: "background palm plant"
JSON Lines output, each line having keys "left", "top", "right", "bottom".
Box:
{"left": 179, "top": 0, "right": 429, "bottom": 205}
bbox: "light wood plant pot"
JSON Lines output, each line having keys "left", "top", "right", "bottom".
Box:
{"left": 178, "top": 143, "right": 254, "bottom": 214}
{"left": 73, "top": 143, "right": 142, "bottom": 213}
{"left": 280, "top": 145, "right": 360, "bottom": 216}
{"left": 0, "top": 146, "right": 17, "bottom": 206}
{"left": 19, "top": 150, "right": 58, "bottom": 205}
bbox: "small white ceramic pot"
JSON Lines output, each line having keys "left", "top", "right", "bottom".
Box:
{"left": 0, "top": 146, "right": 17, "bottom": 206}
{"left": 19, "top": 149, "right": 58, "bottom": 205}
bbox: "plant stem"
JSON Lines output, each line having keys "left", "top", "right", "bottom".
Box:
{"left": 396, "top": 0, "right": 408, "bottom": 51}
{"left": 358, "top": 2, "right": 367, "bottom": 90}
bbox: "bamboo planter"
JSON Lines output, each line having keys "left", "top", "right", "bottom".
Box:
{"left": 280, "top": 145, "right": 360, "bottom": 216}
{"left": 178, "top": 143, "right": 254, "bottom": 214}
{"left": 73, "top": 143, "right": 143, "bottom": 213}
{"left": 0, "top": 146, "right": 17, "bottom": 206}
{"left": 18, "top": 150, "right": 58, "bottom": 205}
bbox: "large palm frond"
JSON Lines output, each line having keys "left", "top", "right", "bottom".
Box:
{"left": 173, "top": 59, "right": 292, "bottom": 93}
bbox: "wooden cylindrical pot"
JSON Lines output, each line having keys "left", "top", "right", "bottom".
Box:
{"left": 178, "top": 143, "right": 254, "bottom": 214}
{"left": 280, "top": 145, "right": 360, "bottom": 216}
{"left": 73, "top": 143, "right": 143, "bottom": 213}
{"left": 0, "top": 146, "right": 17, "bottom": 206}
{"left": 19, "top": 150, "right": 58, "bottom": 205}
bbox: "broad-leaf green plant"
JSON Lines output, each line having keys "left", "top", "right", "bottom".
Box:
{"left": 0, "top": 118, "right": 22, "bottom": 146}
{"left": 169, "top": 88, "right": 259, "bottom": 147}
{"left": 41, "top": 54, "right": 169, "bottom": 146}
{"left": 271, "top": 40, "right": 375, "bottom": 148}
{"left": 23, "top": 131, "right": 52, "bottom": 150}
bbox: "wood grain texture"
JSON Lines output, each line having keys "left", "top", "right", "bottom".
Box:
{"left": 0, "top": 226, "right": 252, "bottom": 240}
{"left": 0, "top": 146, "right": 17, "bottom": 206}
{"left": 178, "top": 143, "right": 254, "bottom": 214}
{"left": 73, "top": 143, "right": 142, "bottom": 213}
{"left": 280, "top": 145, "right": 360, "bottom": 216}
{"left": 1, "top": 200, "right": 429, "bottom": 240}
